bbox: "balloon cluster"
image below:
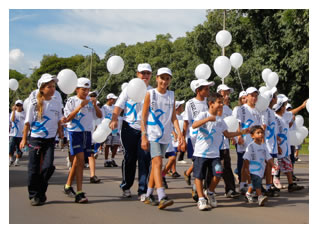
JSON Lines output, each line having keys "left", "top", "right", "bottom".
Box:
{"left": 92, "top": 118, "right": 112, "bottom": 143}
{"left": 261, "top": 68, "right": 279, "bottom": 89}
{"left": 289, "top": 115, "right": 309, "bottom": 145}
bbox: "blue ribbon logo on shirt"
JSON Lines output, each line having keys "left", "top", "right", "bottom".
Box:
{"left": 241, "top": 119, "right": 254, "bottom": 130}
{"left": 278, "top": 128, "right": 289, "bottom": 156}
{"left": 198, "top": 127, "right": 216, "bottom": 158}
{"left": 31, "top": 115, "right": 50, "bottom": 137}
{"left": 147, "top": 107, "right": 165, "bottom": 143}
{"left": 11, "top": 119, "right": 19, "bottom": 137}
{"left": 266, "top": 122, "right": 276, "bottom": 152}
{"left": 249, "top": 160, "right": 263, "bottom": 172}
{"left": 70, "top": 112, "right": 85, "bottom": 131}
{"left": 124, "top": 102, "right": 138, "bottom": 125}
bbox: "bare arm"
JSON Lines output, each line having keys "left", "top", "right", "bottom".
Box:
{"left": 19, "top": 122, "right": 30, "bottom": 149}
{"left": 140, "top": 92, "right": 150, "bottom": 151}
{"left": 11, "top": 106, "right": 16, "bottom": 122}
{"left": 90, "top": 97, "right": 102, "bottom": 118}
{"left": 64, "top": 99, "right": 89, "bottom": 123}
{"left": 290, "top": 99, "right": 307, "bottom": 115}
{"left": 192, "top": 115, "right": 216, "bottom": 129}
{"left": 223, "top": 128, "right": 249, "bottom": 139}
{"left": 109, "top": 106, "right": 123, "bottom": 130}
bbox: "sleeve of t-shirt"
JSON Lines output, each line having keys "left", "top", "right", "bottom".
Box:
{"left": 64, "top": 97, "right": 74, "bottom": 117}
{"left": 24, "top": 103, "right": 35, "bottom": 124}
{"left": 243, "top": 144, "right": 252, "bottom": 161}
{"left": 194, "top": 111, "right": 206, "bottom": 122}
{"left": 115, "top": 88, "right": 128, "bottom": 110}
{"left": 264, "top": 144, "right": 273, "bottom": 161}
{"left": 232, "top": 106, "right": 238, "bottom": 117}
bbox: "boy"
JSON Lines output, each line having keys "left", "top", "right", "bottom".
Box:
{"left": 242, "top": 126, "right": 273, "bottom": 206}
{"left": 192, "top": 93, "right": 249, "bottom": 211}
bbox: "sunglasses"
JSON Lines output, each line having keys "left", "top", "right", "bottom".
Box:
{"left": 15, "top": 104, "right": 22, "bottom": 107}
{"left": 140, "top": 71, "right": 151, "bottom": 75}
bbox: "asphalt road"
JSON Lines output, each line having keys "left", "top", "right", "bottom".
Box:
{"left": 9, "top": 148, "right": 309, "bottom": 224}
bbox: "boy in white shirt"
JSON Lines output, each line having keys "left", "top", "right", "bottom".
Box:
{"left": 242, "top": 126, "right": 273, "bottom": 206}
{"left": 192, "top": 93, "right": 249, "bottom": 211}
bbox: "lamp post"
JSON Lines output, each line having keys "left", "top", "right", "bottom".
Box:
{"left": 83, "top": 45, "right": 95, "bottom": 81}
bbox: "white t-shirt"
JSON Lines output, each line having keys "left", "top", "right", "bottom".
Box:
{"left": 29, "top": 89, "right": 64, "bottom": 110}
{"left": 243, "top": 142, "right": 272, "bottom": 178}
{"left": 101, "top": 104, "right": 114, "bottom": 120}
{"left": 220, "top": 105, "right": 233, "bottom": 150}
{"left": 146, "top": 89, "right": 175, "bottom": 144}
{"left": 64, "top": 96, "right": 98, "bottom": 132}
{"left": 9, "top": 111, "right": 26, "bottom": 137}
{"left": 261, "top": 107, "right": 278, "bottom": 154}
{"left": 183, "top": 97, "right": 208, "bottom": 146}
{"left": 193, "top": 112, "right": 228, "bottom": 159}
{"left": 115, "top": 85, "right": 153, "bottom": 130}
{"left": 275, "top": 114, "right": 291, "bottom": 158}
{"left": 236, "top": 104, "right": 262, "bottom": 152}
{"left": 25, "top": 98, "right": 62, "bottom": 138}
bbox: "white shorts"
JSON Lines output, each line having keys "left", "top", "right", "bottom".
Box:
{"left": 105, "top": 133, "right": 121, "bottom": 146}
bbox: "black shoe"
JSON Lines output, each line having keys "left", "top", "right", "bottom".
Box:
{"left": 63, "top": 186, "right": 76, "bottom": 198}
{"left": 111, "top": 160, "right": 118, "bottom": 167}
{"left": 104, "top": 161, "right": 112, "bottom": 167}
{"left": 261, "top": 186, "right": 267, "bottom": 193}
{"left": 271, "top": 184, "right": 281, "bottom": 192}
{"left": 288, "top": 183, "right": 304, "bottom": 192}
{"left": 292, "top": 175, "right": 300, "bottom": 182}
{"left": 264, "top": 188, "right": 280, "bottom": 197}
{"left": 225, "top": 190, "right": 240, "bottom": 199}
{"left": 162, "top": 177, "right": 168, "bottom": 189}
{"left": 171, "top": 172, "right": 181, "bottom": 178}
{"left": 39, "top": 194, "right": 47, "bottom": 204}
{"left": 90, "top": 175, "right": 101, "bottom": 183}
{"left": 75, "top": 192, "right": 88, "bottom": 203}
{"left": 184, "top": 170, "right": 191, "bottom": 186}
{"left": 30, "top": 197, "right": 43, "bottom": 206}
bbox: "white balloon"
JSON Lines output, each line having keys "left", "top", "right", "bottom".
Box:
{"left": 262, "top": 68, "right": 272, "bottom": 83}
{"left": 213, "top": 56, "right": 231, "bottom": 79}
{"left": 121, "top": 82, "right": 128, "bottom": 91}
{"left": 23, "top": 98, "right": 30, "bottom": 111}
{"left": 295, "top": 115, "right": 304, "bottom": 128}
{"left": 289, "top": 130, "right": 300, "bottom": 146}
{"left": 195, "top": 64, "right": 211, "bottom": 80}
{"left": 57, "top": 69, "right": 78, "bottom": 94}
{"left": 92, "top": 129, "right": 109, "bottom": 143}
{"left": 266, "top": 72, "right": 279, "bottom": 88}
{"left": 100, "top": 118, "right": 111, "bottom": 131}
{"left": 9, "top": 79, "right": 19, "bottom": 91}
{"left": 230, "top": 53, "right": 243, "bottom": 69}
{"left": 126, "top": 78, "right": 147, "bottom": 103}
{"left": 297, "top": 126, "right": 309, "bottom": 139}
{"left": 190, "top": 80, "right": 197, "bottom": 93}
{"left": 107, "top": 56, "right": 124, "bottom": 75}
{"left": 306, "top": 99, "right": 309, "bottom": 112}
{"left": 215, "top": 30, "right": 232, "bottom": 48}
{"left": 224, "top": 116, "right": 239, "bottom": 132}
{"left": 255, "top": 94, "right": 269, "bottom": 112}
{"left": 259, "top": 86, "right": 268, "bottom": 94}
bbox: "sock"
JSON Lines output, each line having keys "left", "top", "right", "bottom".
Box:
{"left": 240, "top": 182, "right": 246, "bottom": 189}
{"left": 266, "top": 184, "right": 272, "bottom": 190}
{"left": 199, "top": 197, "right": 205, "bottom": 201}
{"left": 65, "top": 184, "right": 70, "bottom": 189}
{"left": 156, "top": 187, "right": 166, "bottom": 201}
{"left": 76, "top": 191, "right": 83, "bottom": 195}
{"left": 146, "top": 188, "right": 154, "bottom": 197}
{"left": 207, "top": 189, "right": 214, "bottom": 195}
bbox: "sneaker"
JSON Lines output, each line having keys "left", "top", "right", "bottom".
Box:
{"left": 264, "top": 188, "right": 280, "bottom": 197}
{"left": 191, "top": 188, "right": 199, "bottom": 202}
{"left": 197, "top": 198, "right": 210, "bottom": 211}
{"left": 184, "top": 170, "right": 191, "bottom": 186}
{"left": 66, "top": 157, "right": 72, "bottom": 169}
{"left": 104, "top": 161, "right": 112, "bottom": 167}
{"left": 204, "top": 190, "right": 217, "bottom": 208}
{"left": 288, "top": 183, "right": 304, "bottom": 192}
{"left": 39, "top": 194, "right": 47, "bottom": 204}
{"left": 144, "top": 195, "right": 158, "bottom": 206}
{"left": 30, "top": 197, "right": 43, "bottom": 206}
{"left": 162, "top": 177, "right": 168, "bottom": 189}
{"left": 171, "top": 172, "right": 181, "bottom": 178}
{"left": 292, "top": 175, "right": 300, "bottom": 182}
{"left": 258, "top": 195, "right": 268, "bottom": 206}
{"left": 111, "top": 159, "right": 118, "bottom": 167}
{"left": 14, "top": 159, "right": 20, "bottom": 166}
{"left": 122, "top": 189, "right": 131, "bottom": 198}
{"left": 138, "top": 193, "right": 146, "bottom": 202}
{"left": 63, "top": 186, "right": 76, "bottom": 198}
{"left": 90, "top": 175, "right": 101, "bottom": 183}
{"left": 84, "top": 163, "right": 89, "bottom": 168}
{"left": 245, "top": 192, "right": 254, "bottom": 203}
{"left": 271, "top": 184, "right": 280, "bottom": 192}
{"left": 251, "top": 191, "right": 258, "bottom": 198}
{"left": 225, "top": 190, "right": 240, "bottom": 199}
{"left": 75, "top": 192, "right": 88, "bottom": 203}
{"left": 94, "top": 152, "right": 99, "bottom": 159}
{"left": 177, "top": 160, "right": 187, "bottom": 164}
{"left": 9, "top": 159, "right": 14, "bottom": 167}
{"left": 158, "top": 196, "right": 174, "bottom": 209}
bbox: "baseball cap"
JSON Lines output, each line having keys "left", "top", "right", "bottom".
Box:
{"left": 217, "top": 84, "right": 234, "bottom": 93}
{"left": 286, "top": 103, "right": 292, "bottom": 110}
{"left": 273, "top": 96, "right": 286, "bottom": 111}
{"left": 239, "top": 91, "right": 247, "bottom": 98}
{"left": 137, "top": 63, "right": 152, "bottom": 72}
{"left": 106, "top": 93, "right": 118, "bottom": 100}
{"left": 38, "top": 73, "right": 58, "bottom": 88}
{"left": 77, "top": 77, "right": 91, "bottom": 88}
{"left": 277, "top": 94, "right": 290, "bottom": 102}
{"left": 193, "top": 79, "right": 214, "bottom": 91}
{"left": 175, "top": 100, "right": 185, "bottom": 110}
{"left": 15, "top": 100, "right": 23, "bottom": 105}
{"left": 157, "top": 67, "right": 172, "bottom": 76}
{"left": 246, "top": 87, "right": 259, "bottom": 95}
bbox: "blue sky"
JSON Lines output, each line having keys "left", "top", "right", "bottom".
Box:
{"left": 9, "top": 9, "right": 207, "bottom": 75}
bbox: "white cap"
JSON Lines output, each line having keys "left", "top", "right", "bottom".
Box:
{"left": 217, "top": 84, "right": 234, "bottom": 93}
{"left": 246, "top": 87, "right": 259, "bottom": 95}
{"left": 15, "top": 100, "right": 23, "bottom": 105}
{"left": 273, "top": 96, "right": 286, "bottom": 111}
{"left": 137, "top": 63, "right": 152, "bottom": 72}
{"left": 157, "top": 67, "right": 172, "bottom": 76}
{"left": 106, "top": 93, "right": 118, "bottom": 100}
{"left": 239, "top": 91, "right": 247, "bottom": 98}
{"left": 38, "top": 73, "right": 58, "bottom": 88}
{"left": 175, "top": 100, "right": 185, "bottom": 110}
{"left": 77, "top": 77, "right": 91, "bottom": 88}
{"left": 286, "top": 103, "right": 292, "bottom": 110}
{"left": 277, "top": 94, "right": 290, "bottom": 102}
{"left": 193, "top": 79, "right": 214, "bottom": 91}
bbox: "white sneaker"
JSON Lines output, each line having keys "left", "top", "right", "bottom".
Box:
{"left": 94, "top": 152, "right": 99, "bottom": 159}
{"left": 84, "top": 163, "right": 89, "bottom": 168}
{"left": 122, "top": 189, "right": 131, "bottom": 198}
{"left": 9, "top": 159, "right": 13, "bottom": 166}
{"left": 197, "top": 198, "right": 210, "bottom": 211}
{"left": 14, "top": 159, "right": 20, "bottom": 166}
{"left": 258, "top": 195, "right": 268, "bottom": 206}
{"left": 204, "top": 190, "right": 217, "bottom": 208}
{"left": 139, "top": 193, "right": 146, "bottom": 202}
{"left": 177, "top": 160, "right": 187, "bottom": 164}
{"left": 245, "top": 192, "right": 254, "bottom": 203}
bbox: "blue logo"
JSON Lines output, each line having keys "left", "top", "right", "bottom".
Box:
{"left": 125, "top": 102, "right": 138, "bottom": 125}
{"left": 147, "top": 107, "right": 165, "bottom": 143}
{"left": 70, "top": 113, "right": 85, "bottom": 131}
{"left": 31, "top": 115, "right": 50, "bottom": 137}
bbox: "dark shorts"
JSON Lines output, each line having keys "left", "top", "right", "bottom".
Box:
{"left": 187, "top": 138, "right": 194, "bottom": 159}
{"left": 69, "top": 131, "right": 92, "bottom": 158}
{"left": 250, "top": 174, "right": 262, "bottom": 190}
{"left": 9, "top": 136, "right": 22, "bottom": 156}
{"left": 193, "top": 157, "right": 223, "bottom": 180}
{"left": 270, "top": 153, "right": 277, "bottom": 158}
{"left": 165, "top": 151, "right": 176, "bottom": 158}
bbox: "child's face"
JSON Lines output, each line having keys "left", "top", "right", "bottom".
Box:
{"left": 77, "top": 87, "right": 90, "bottom": 99}
{"left": 156, "top": 74, "right": 171, "bottom": 90}
{"left": 210, "top": 97, "right": 224, "bottom": 113}
{"left": 41, "top": 81, "right": 56, "bottom": 97}
{"left": 197, "top": 86, "right": 210, "bottom": 98}
{"left": 247, "top": 92, "right": 258, "bottom": 106}
{"left": 220, "top": 90, "right": 230, "bottom": 104}
{"left": 240, "top": 96, "right": 247, "bottom": 105}
{"left": 15, "top": 104, "right": 23, "bottom": 112}
{"left": 137, "top": 70, "right": 152, "bottom": 86}
{"left": 251, "top": 129, "right": 264, "bottom": 142}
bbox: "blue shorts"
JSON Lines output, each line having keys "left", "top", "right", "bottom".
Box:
{"left": 69, "top": 131, "right": 92, "bottom": 158}
{"left": 165, "top": 151, "right": 176, "bottom": 158}
{"left": 270, "top": 153, "right": 277, "bottom": 158}
{"left": 9, "top": 136, "right": 22, "bottom": 156}
{"left": 150, "top": 142, "right": 168, "bottom": 158}
{"left": 193, "top": 157, "right": 223, "bottom": 180}
{"left": 250, "top": 174, "right": 262, "bottom": 190}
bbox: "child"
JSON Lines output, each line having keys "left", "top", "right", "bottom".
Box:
{"left": 242, "top": 126, "right": 273, "bottom": 206}
{"left": 20, "top": 75, "right": 63, "bottom": 206}
{"left": 191, "top": 93, "right": 249, "bottom": 211}
{"left": 63, "top": 77, "right": 102, "bottom": 203}
{"left": 141, "top": 67, "right": 185, "bottom": 209}
{"left": 9, "top": 100, "right": 25, "bottom": 166}
{"left": 102, "top": 93, "right": 119, "bottom": 167}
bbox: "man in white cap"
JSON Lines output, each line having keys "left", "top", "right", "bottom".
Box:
{"left": 9, "top": 100, "right": 26, "bottom": 166}
{"left": 109, "top": 63, "right": 153, "bottom": 200}
{"left": 102, "top": 93, "right": 119, "bottom": 167}
{"left": 216, "top": 84, "right": 240, "bottom": 198}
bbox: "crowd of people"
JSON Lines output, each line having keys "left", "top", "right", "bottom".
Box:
{"left": 9, "top": 63, "right": 308, "bottom": 210}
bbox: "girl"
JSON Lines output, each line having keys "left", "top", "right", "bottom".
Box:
{"left": 141, "top": 67, "right": 185, "bottom": 209}
{"left": 20, "top": 75, "right": 63, "bottom": 206}
{"left": 63, "top": 77, "right": 102, "bottom": 203}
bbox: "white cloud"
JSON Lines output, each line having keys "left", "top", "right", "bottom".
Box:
{"left": 9, "top": 49, "right": 39, "bottom": 75}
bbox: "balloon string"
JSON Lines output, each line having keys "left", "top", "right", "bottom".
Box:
{"left": 97, "top": 73, "right": 112, "bottom": 98}
{"left": 236, "top": 69, "right": 244, "bottom": 91}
